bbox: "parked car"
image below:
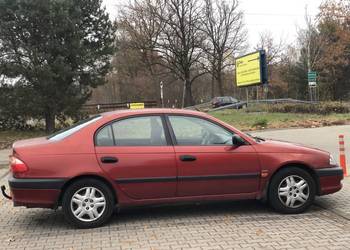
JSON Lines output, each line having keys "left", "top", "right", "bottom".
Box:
{"left": 211, "top": 96, "right": 247, "bottom": 109}
{"left": 2, "top": 109, "right": 343, "bottom": 228}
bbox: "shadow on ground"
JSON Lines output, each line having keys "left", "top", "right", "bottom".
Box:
{"left": 11, "top": 199, "right": 326, "bottom": 233}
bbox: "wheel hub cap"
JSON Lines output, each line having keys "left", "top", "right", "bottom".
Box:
{"left": 70, "top": 187, "right": 106, "bottom": 222}
{"left": 278, "top": 175, "right": 309, "bottom": 208}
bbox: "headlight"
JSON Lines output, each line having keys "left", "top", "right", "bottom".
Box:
{"left": 329, "top": 154, "right": 337, "bottom": 166}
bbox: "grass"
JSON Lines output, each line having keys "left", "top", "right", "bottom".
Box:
{"left": 210, "top": 110, "right": 350, "bottom": 131}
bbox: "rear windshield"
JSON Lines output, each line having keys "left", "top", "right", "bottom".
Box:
{"left": 48, "top": 115, "right": 102, "bottom": 141}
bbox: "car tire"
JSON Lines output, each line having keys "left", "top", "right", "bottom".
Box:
{"left": 62, "top": 178, "right": 115, "bottom": 228}
{"left": 268, "top": 167, "right": 316, "bottom": 214}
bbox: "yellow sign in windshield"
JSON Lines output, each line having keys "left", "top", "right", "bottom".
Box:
{"left": 235, "top": 52, "right": 261, "bottom": 87}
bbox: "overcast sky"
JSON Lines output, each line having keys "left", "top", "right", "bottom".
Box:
{"left": 103, "top": 0, "right": 322, "bottom": 49}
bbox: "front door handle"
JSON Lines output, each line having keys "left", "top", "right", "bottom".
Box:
{"left": 180, "top": 155, "right": 197, "bottom": 162}
{"left": 101, "top": 156, "right": 118, "bottom": 164}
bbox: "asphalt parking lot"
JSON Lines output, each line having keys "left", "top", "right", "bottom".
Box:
{"left": 1, "top": 126, "right": 350, "bottom": 250}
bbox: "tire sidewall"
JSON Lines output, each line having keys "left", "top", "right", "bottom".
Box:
{"left": 62, "top": 178, "right": 115, "bottom": 228}
{"left": 268, "top": 167, "right": 316, "bottom": 214}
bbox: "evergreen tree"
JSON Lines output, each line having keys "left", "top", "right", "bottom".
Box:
{"left": 0, "top": 0, "right": 115, "bottom": 132}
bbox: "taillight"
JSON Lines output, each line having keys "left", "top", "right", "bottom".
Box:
{"left": 10, "top": 156, "right": 28, "bottom": 174}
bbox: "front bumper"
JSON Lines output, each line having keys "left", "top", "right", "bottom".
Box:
{"left": 4, "top": 174, "right": 66, "bottom": 208}
{"left": 315, "top": 166, "right": 344, "bottom": 195}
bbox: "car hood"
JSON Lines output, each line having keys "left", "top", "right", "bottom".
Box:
{"left": 254, "top": 138, "right": 330, "bottom": 156}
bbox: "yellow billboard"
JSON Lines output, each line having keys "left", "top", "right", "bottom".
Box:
{"left": 235, "top": 51, "right": 263, "bottom": 87}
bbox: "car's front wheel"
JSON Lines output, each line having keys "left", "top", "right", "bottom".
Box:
{"left": 62, "top": 178, "right": 115, "bottom": 228}
{"left": 268, "top": 167, "right": 316, "bottom": 214}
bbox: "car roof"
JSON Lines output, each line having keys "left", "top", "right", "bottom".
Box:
{"left": 101, "top": 108, "right": 208, "bottom": 118}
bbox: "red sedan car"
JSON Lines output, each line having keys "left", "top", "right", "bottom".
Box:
{"left": 2, "top": 109, "right": 343, "bottom": 228}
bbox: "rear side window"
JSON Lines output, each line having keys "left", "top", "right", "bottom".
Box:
{"left": 95, "top": 125, "right": 114, "bottom": 146}
{"left": 48, "top": 115, "right": 101, "bottom": 141}
{"left": 95, "top": 116, "right": 167, "bottom": 146}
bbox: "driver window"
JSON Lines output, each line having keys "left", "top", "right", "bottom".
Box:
{"left": 168, "top": 116, "right": 233, "bottom": 146}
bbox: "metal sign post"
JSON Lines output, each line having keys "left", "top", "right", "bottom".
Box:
{"left": 160, "top": 81, "right": 164, "bottom": 108}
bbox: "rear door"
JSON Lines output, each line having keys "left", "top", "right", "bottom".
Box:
{"left": 167, "top": 115, "right": 260, "bottom": 197}
{"left": 95, "top": 115, "right": 177, "bottom": 199}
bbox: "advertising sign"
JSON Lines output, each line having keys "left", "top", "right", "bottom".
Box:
{"left": 235, "top": 50, "right": 268, "bottom": 87}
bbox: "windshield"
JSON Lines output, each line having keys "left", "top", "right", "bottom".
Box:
{"left": 48, "top": 115, "right": 102, "bottom": 141}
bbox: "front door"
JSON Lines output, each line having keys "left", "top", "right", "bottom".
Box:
{"left": 167, "top": 115, "right": 260, "bottom": 197}
{"left": 95, "top": 115, "right": 177, "bottom": 199}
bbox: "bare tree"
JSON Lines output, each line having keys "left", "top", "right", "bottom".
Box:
{"left": 254, "top": 32, "right": 285, "bottom": 99}
{"left": 155, "top": 0, "right": 206, "bottom": 106}
{"left": 202, "top": 0, "right": 246, "bottom": 97}
{"left": 119, "top": 0, "right": 207, "bottom": 107}
{"left": 117, "top": 0, "right": 166, "bottom": 104}
{"left": 118, "top": 0, "right": 164, "bottom": 74}
{"left": 255, "top": 31, "right": 284, "bottom": 66}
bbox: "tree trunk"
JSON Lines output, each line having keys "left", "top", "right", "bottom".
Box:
{"left": 184, "top": 78, "right": 194, "bottom": 107}
{"left": 217, "top": 71, "right": 224, "bottom": 96}
{"left": 216, "top": 59, "right": 224, "bottom": 96}
{"left": 45, "top": 111, "right": 56, "bottom": 134}
{"left": 211, "top": 73, "right": 215, "bottom": 98}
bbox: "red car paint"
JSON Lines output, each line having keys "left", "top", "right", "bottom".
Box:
{"left": 6, "top": 109, "right": 343, "bottom": 209}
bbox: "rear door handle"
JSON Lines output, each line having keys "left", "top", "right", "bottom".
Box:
{"left": 180, "top": 155, "right": 197, "bottom": 161}
{"left": 101, "top": 156, "right": 118, "bottom": 164}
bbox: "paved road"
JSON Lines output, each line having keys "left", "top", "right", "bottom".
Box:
{"left": 254, "top": 125, "right": 350, "bottom": 169}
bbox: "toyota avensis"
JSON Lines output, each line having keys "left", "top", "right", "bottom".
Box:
{"left": 1, "top": 109, "right": 343, "bottom": 228}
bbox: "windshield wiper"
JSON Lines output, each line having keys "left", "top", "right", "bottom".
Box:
{"left": 253, "top": 136, "right": 265, "bottom": 142}
{"left": 245, "top": 133, "right": 265, "bottom": 142}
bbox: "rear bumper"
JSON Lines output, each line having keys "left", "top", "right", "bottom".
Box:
{"left": 315, "top": 166, "right": 344, "bottom": 195}
{"left": 6, "top": 174, "right": 66, "bottom": 208}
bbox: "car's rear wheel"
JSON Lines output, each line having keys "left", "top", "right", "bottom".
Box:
{"left": 62, "top": 178, "right": 114, "bottom": 228}
{"left": 268, "top": 167, "right": 316, "bottom": 214}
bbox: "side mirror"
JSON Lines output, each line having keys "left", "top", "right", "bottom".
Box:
{"left": 232, "top": 134, "right": 246, "bottom": 146}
